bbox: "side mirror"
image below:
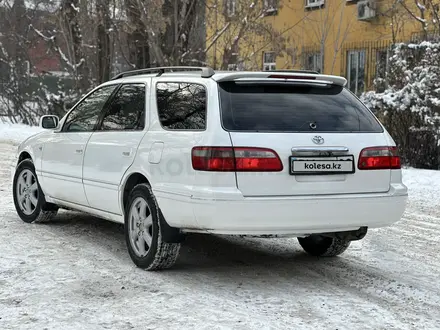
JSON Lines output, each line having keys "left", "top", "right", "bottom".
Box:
{"left": 39, "top": 115, "right": 59, "bottom": 130}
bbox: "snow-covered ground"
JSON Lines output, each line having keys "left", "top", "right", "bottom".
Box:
{"left": 1, "top": 129, "right": 440, "bottom": 329}
{"left": 0, "top": 120, "right": 42, "bottom": 145}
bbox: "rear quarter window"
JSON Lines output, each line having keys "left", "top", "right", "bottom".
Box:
{"left": 218, "top": 82, "right": 383, "bottom": 133}
{"left": 156, "top": 82, "right": 206, "bottom": 130}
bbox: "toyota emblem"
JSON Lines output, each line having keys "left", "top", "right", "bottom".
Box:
{"left": 312, "top": 136, "right": 324, "bottom": 145}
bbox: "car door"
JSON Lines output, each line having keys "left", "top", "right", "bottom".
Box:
{"left": 82, "top": 83, "right": 148, "bottom": 215}
{"left": 40, "top": 84, "right": 118, "bottom": 206}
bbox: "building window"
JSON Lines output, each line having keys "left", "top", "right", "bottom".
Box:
{"left": 263, "top": 0, "right": 278, "bottom": 15}
{"left": 263, "top": 52, "right": 276, "bottom": 71}
{"left": 305, "top": 53, "right": 322, "bottom": 73}
{"left": 227, "top": 62, "right": 245, "bottom": 71}
{"left": 225, "top": 0, "right": 236, "bottom": 17}
{"left": 375, "top": 49, "right": 390, "bottom": 92}
{"left": 228, "top": 44, "right": 240, "bottom": 71}
{"left": 227, "top": 52, "right": 245, "bottom": 71}
{"left": 347, "top": 50, "right": 365, "bottom": 95}
{"left": 227, "top": 50, "right": 239, "bottom": 71}
{"left": 305, "top": 0, "right": 325, "bottom": 9}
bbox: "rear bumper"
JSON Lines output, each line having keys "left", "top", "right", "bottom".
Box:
{"left": 157, "top": 184, "right": 408, "bottom": 236}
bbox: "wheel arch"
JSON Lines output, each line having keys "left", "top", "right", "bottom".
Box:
{"left": 13, "top": 155, "right": 58, "bottom": 222}
{"left": 120, "top": 171, "right": 184, "bottom": 244}
{"left": 120, "top": 172, "right": 151, "bottom": 216}
{"left": 18, "top": 151, "right": 33, "bottom": 165}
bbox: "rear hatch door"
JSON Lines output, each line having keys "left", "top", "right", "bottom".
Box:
{"left": 218, "top": 80, "right": 391, "bottom": 197}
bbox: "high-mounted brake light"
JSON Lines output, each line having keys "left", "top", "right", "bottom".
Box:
{"left": 358, "top": 146, "right": 401, "bottom": 170}
{"left": 268, "top": 74, "right": 316, "bottom": 80}
{"left": 192, "top": 147, "right": 283, "bottom": 172}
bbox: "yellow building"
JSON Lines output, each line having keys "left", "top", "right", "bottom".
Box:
{"left": 206, "top": 0, "right": 434, "bottom": 95}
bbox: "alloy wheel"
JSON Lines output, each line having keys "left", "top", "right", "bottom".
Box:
{"left": 128, "top": 197, "right": 154, "bottom": 257}
{"left": 16, "top": 169, "right": 39, "bottom": 216}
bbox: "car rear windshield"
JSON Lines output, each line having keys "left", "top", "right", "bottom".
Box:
{"left": 218, "top": 82, "right": 383, "bottom": 133}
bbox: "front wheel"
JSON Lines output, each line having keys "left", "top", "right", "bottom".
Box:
{"left": 298, "top": 235, "right": 351, "bottom": 257}
{"left": 124, "top": 183, "right": 180, "bottom": 270}
{"left": 13, "top": 159, "right": 58, "bottom": 223}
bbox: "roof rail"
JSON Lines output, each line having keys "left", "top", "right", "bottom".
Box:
{"left": 265, "top": 69, "right": 320, "bottom": 75}
{"left": 111, "top": 66, "right": 215, "bottom": 80}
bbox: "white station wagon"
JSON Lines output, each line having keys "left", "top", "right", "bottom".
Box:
{"left": 11, "top": 67, "right": 408, "bottom": 270}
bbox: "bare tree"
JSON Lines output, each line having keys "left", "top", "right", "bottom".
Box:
{"left": 161, "top": 0, "right": 206, "bottom": 65}
{"left": 204, "top": 0, "right": 311, "bottom": 70}
{"left": 0, "top": 0, "right": 309, "bottom": 125}
{"left": 0, "top": 0, "right": 36, "bottom": 124}
{"left": 124, "top": 0, "right": 154, "bottom": 68}
{"left": 96, "top": 0, "right": 111, "bottom": 82}
{"left": 122, "top": 0, "right": 205, "bottom": 67}
{"left": 60, "top": 0, "right": 91, "bottom": 92}
{"left": 302, "top": 0, "right": 355, "bottom": 74}
{"left": 374, "top": 0, "right": 409, "bottom": 43}
{"left": 396, "top": 0, "right": 440, "bottom": 39}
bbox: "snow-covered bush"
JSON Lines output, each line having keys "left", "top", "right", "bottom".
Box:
{"left": 361, "top": 41, "right": 440, "bottom": 169}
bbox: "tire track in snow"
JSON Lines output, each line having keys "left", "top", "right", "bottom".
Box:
{"left": 0, "top": 143, "right": 15, "bottom": 218}
{"left": 2, "top": 142, "right": 440, "bottom": 330}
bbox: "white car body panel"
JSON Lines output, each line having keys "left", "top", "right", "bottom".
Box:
{"left": 188, "top": 187, "right": 407, "bottom": 235}
{"left": 125, "top": 77, "right": 236, "bottom": 228}
{"left": 82, "top": 82, "right": 150, "bottom": 215}
{"left": 83, "top": 130, "right": 146, "bottom": 215}
{"left": 17, "top": 131, "right": 49, "bottom": 174}
{"left": 229, "top": 132, "right": 391, "bottom": 197}
{"left": 41, "top": 131, "right": 92, "bottom": 206}
{"left": 45, "top": 195, "right": 124, "bottom": 224}
{"left": 13, "top": 70, "right": 408, "bottom": 236}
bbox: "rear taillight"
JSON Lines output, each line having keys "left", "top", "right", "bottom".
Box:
{"left": 192, "top": 147, "right": 235, "bottom": 171}
{"left": 192, "top": 147, "right": 283, "bottom": 172}
{"left": 358, "top": 146, "right": 401, "bottom": 170}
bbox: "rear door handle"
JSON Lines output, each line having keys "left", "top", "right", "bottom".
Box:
{"left": 75, "top": 149, "right": 83, "bottom": 154}
{"left": 122, "top": 151, "right": 131, "bottom": 157}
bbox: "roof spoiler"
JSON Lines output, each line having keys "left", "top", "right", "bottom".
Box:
{"left": 213, "top": 72, "right": 347, "bottom": 87}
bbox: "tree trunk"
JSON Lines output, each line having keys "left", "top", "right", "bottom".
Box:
{"left": 96, "top": 0, "right": 111, "bottom": 82}
{"left": 125, "top": 0, "right": 150, "bottom": 68}
{"left": 62, "top": 0, "right": 90, "bottom": 93}
{"left": 11, "top": 0, "right": 32, "bottom": 124}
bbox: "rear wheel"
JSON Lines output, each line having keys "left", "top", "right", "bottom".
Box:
{"left": 13, "top": 159, "right": 58, "bottom": 223}
{"left": 298, "top": 235, "right": 350, "bottom": 257}
{"left": 124, "top": 183, "right": 180, "bottom": 270}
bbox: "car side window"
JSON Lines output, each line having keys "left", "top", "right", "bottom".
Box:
{"left": 62, "top": 85, "right": 118, "bottom": 132}
{"left": 100, "top": 84, "right": 146, "bottom": 131}
{"left": 156, "top": 82, "right": 206, "bottom": 130}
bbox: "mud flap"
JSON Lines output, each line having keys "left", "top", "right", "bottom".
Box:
{"left": 159, "top": 209, "right": 186, "bottom": 243}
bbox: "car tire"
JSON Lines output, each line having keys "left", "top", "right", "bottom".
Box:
{"left": 298, "top": 235, "right": 351, "bottom": 257}
{"left": 13, "top": 159, "right": 58, "bottom": 224}
{"left": 124, "top": 183, "right": 180, "bottom": 270}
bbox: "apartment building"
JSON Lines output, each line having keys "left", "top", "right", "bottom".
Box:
{"left": 207, "top": 0, "right": 431, "bottom": 94}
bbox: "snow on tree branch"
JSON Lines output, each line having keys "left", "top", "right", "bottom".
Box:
{"left": 361, "top": 41, "right": 440, "bottom": 132}
{"left": 205, "top": 22, "right": 231, "bottom": 53}
{"left": 29, "top": 24, "right": 55, "bottom": 42}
